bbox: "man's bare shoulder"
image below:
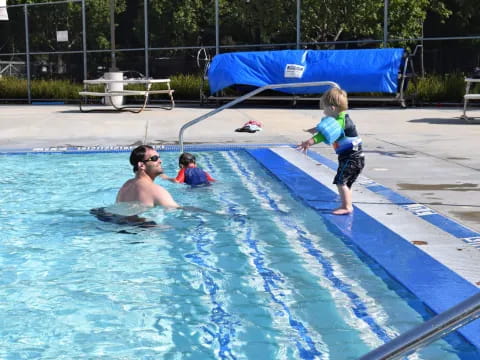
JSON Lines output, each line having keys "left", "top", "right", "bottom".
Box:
{"left": 117, "top": 178, "right": 145, "bottom": 203}
{"left": 152, "top": 183, "right": 180, "bottom": 208}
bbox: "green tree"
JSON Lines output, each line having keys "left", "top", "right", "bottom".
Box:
{"left": 300, "top": 0, "right": 451, "bottom": 47}
{"left": 148, "top": 0, "right": 205, "bottom": 47}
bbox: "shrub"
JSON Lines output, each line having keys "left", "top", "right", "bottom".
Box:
{"left": 406, "top": 73, "right": 465, "bottom": 103}
{"left": 170, "top": 73, "right": 206, "bottom": 100}
{"left": 0, "top": 77, "right": 83, "bottom": 99}
{"left": 0, "top": 77, "right": 28, "bottom": 98}
{"left": 0, "top": 73, "right": 471, "bottom": 104}
{"left": 31, "top": 79, "right": 82, "bottom": 99}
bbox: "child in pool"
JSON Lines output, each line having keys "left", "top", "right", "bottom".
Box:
{"left": 297, "top": 87, "right": 365, "bottom": 215}
{"left": 160, "top": 152, "right": 215, "bottom": 186}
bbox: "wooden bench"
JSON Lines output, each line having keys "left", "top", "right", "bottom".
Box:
{"left": 79, "top": 78, "right": 175, "bottom": 113}
{"left": 461, "top": 78, "right": 480, "bottom": 122}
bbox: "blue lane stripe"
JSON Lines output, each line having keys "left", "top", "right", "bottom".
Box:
{"left": 218, "top": 195, "right": 322, "bottom": 359}
{"left": 246, "top": 148, "right": 480, "bottom": 351}
{"left": 221, "top": 151, "right": 324, "bottom": 359}
{"left": 304, "top": 150, "right": 480, "bottom": 242}
{"left": 230, "top": 151, "right": 393, "bottom": 345}
{"left": 31, "top": 101, "right": 65, "bottom": 105}
{"left": 187, "top": 220, "right": 238, "bottom": 359}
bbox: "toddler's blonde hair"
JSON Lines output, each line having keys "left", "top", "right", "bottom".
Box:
{"left": 320, "top": 87, "right": 348, "bottom": 112}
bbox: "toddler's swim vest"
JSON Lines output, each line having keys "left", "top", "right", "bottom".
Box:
{"left": 333, "top": 136, "right": 363, "bottom": 154}
{"left": 316, "top": 116, "right": 344, "bottom": 144}
{"left": 185, "top": 167, "right": 209, "bottom": 186}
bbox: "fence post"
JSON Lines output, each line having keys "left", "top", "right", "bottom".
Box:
{"left": 296, "top": 0, "right": 301, "bottom": 49}
{"left": 82, "top": 0, "right": 87, "bottom": 80}
{"left": 383, "top": 0, "right": 388, "bottom": 47}
{"left": 24, "top": 4, "right": 31, "bottom": 104}
{"left": 215, "top": 0, "right": 219, "bottom": 55}
{"left": 109, "top": 0, "right": 117, "bottom": 70}
{"left": 144, "top": 0, "right": 149, "bottom": 78}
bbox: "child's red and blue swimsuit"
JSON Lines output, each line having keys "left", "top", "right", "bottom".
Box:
{"left": 175, "top": 166, "right": 215, "bottom": 186}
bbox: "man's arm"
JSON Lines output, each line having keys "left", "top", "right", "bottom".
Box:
{"left": 153, "top": 185, "right": 181, "bottom": 208}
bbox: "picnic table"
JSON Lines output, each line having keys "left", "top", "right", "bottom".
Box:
{"left": 462, "top": 78, "right": 480, "bottom": 121}
{"left": 79, "top": 78, "right": 175, "bottom": 113}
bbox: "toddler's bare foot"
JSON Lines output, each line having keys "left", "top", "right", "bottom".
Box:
{"left": 332, "top": 207, "right": 353, "bottom": 215}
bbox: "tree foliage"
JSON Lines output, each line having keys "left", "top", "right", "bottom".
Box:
{"left": 2, "top": 0, "right": 479, "bottom": 76}
{"left": 0, "top": 0, "right": 464, "bottom": 52}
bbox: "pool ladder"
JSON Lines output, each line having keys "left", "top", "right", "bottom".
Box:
{"left": 359, "top": 292, "right": 480, "bottom": 359}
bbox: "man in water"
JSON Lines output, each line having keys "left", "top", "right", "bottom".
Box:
{"left": 116, "top": 145, "right": 180, "bottom": 208}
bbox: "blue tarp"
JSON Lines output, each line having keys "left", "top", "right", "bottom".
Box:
{"left": 207, "top": 48, "right": 404, "bottom": 95}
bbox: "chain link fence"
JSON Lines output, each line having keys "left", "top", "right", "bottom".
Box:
{"left": 1, "top": 0, "right": 479, "bottom": 102}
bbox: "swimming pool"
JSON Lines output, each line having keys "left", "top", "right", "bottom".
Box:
{"left": 0, "top": 148, "right": 478, "bottom": 359}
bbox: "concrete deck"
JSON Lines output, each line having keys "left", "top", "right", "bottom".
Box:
{"left": 1, "top": 104, "right": 479, "bottom": 234}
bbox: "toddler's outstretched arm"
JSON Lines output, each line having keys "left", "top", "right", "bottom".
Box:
{"left": 159, "top": 174, "right": 179, "bottom": 183}
{"left": 304, "top": 127, "right": 317, "bottom": 135}
{"left": 296, "top": 137, "right": 315, "bottom": 153}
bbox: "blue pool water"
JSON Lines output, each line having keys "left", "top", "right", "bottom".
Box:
{"left": 0, "top": 150, "right": 478, "bottom": 359}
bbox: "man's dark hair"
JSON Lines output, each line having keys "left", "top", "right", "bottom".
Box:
{"left": 179, "top": 152, "right": 196, "bottom": 167}
{"left": 130, "top": 145, "right": 154, "bottom": 173}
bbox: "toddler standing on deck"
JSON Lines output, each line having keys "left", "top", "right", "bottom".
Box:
{"left": 297, "top": 87, "right": 365, "bottom": 215}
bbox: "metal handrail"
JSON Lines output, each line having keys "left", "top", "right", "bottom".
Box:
{"left": 178, "top": 81, "right": 339, "bottom": 153}
{"left": 359, "top": 292, "right": 480, "bottom": 360}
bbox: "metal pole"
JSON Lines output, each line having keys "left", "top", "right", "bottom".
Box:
{"left": 420, "top": 22, "right": 425, "bottom": 77}
{"left": 179, "top": 81, "right": 339, "bottom": 153}
{"left": 144, "top": 0, "right": 149, "bottom": 77}
{"left": 215, "top": 0, "right": 219, "bottom": 55}
{"left": 109, "top": 0, "right": 117, "bottom": 70}
{"left": 81, "top": 0, "right": 87, "bottom": 79}
{"left": 383, "top": 0, "right": 388, "bottom": 47}
{"left": 296, "top": 0, "right": 300, "bottom": 49}
{"left": 24, "top": 4, "right": 31, "bottom": 104}
{"left": 359, "top": 292, "right": 480, "bottom": 360}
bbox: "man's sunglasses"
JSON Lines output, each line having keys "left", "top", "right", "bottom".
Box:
{"left": 142, "top": 155, "right": 160, "bottom": 163}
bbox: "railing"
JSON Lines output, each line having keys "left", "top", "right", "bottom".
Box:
{"left": 0, "top": 61, "right": 25, "bottom": 77}
{"left": 359, "top": 292, "right": 480, "bottom": 360}
{"left": 178, "top": 81, "right": 339, "bottom": 153}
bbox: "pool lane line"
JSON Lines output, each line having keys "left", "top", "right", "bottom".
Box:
{"left": 219, "top": 195, "right": 324, "bottom": 359}
{"left": 303, "top": 149, "right": 480, "bottom": 247}
{"left": 221, "top": 151, "right": 326, "bottom": 359}
{"left": 247, "top": 147, "right": 480, "bottom": 351}
{"left": 185, "top": 217, "right": 239, "bottom": 359}
{"left": 227, "top": 150, "right": 398, "bottom": 349}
